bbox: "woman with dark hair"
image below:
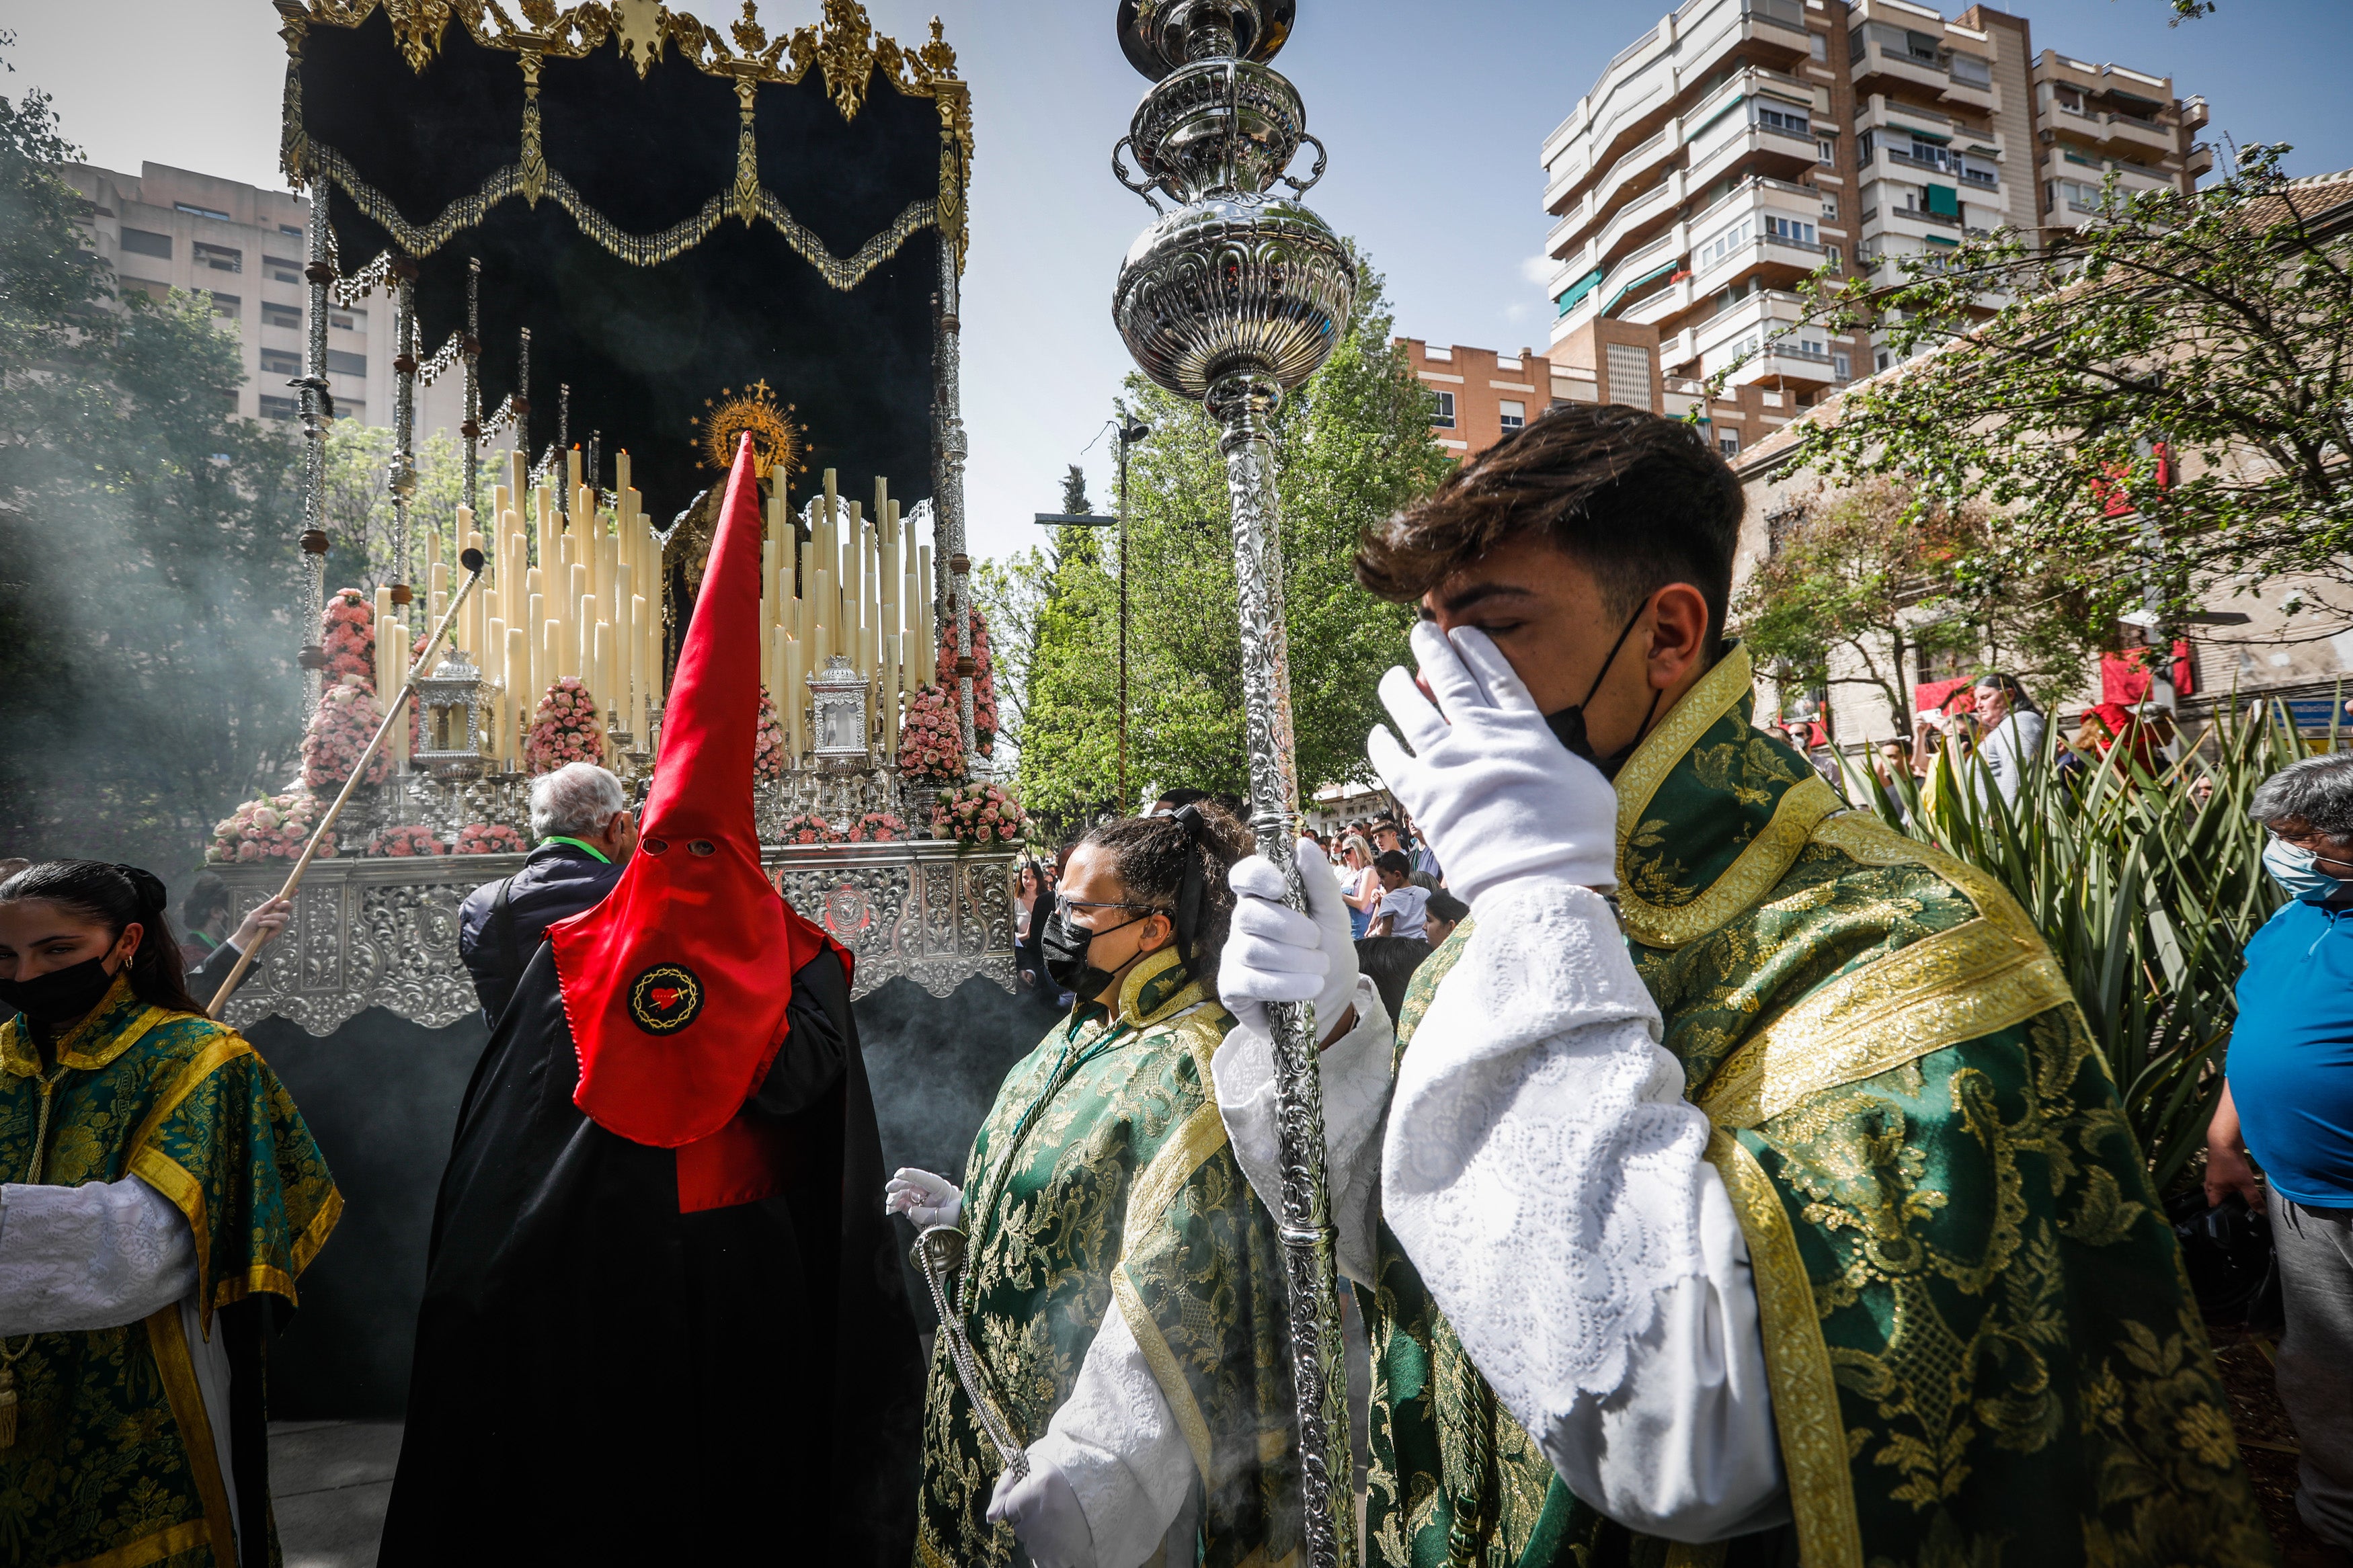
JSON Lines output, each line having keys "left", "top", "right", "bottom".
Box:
{"left": 0, "top": 859, "right": 341, "bottom": 1568}
{"left": 895, "top": 803, "right": 1383, "bottom": 1568}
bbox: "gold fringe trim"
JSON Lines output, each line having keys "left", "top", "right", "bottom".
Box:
{"left": 1123, "top": 1100, "right": 1228, "bottom": 1240}
{"left": 145, "top": 1305, "right": 239, "bottom": 1568}
{"left": 1703, "top": 1130, "right": 1863, "bottom": 1568}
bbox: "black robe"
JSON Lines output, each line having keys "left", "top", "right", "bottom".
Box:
{"left": 378, "top": 940, "right": 922, "bottom": 1566}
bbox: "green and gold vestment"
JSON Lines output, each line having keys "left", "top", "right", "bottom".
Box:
{"left": 916, "top": 948, "right": 1300, "bottom": 1568}
{"left": 0, "top": 972, "right": 342, "bottom": 1568}
{"left": 1363, "top": 645, "right": 2274, "bottom": 1568}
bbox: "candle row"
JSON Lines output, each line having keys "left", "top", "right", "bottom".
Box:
{"left": 762, "top": 466, "right": 934, "bottom": 760}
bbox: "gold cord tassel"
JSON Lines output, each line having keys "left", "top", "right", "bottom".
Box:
{"left": 0, "top": 1366, "right": 16, "bottom": 1448}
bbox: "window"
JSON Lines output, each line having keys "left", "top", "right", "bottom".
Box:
{"left": 210, "top": 292, "right": 240, "bottom": 318}
{"left": 1877, "top": 349, "right": 1894, "bottom": 371}
{"left": 1818, "top": 136, "right": 1837, "bottom": 167}
{"left": 1697, "top": 216, "right": 1755, "bottom": 271}
{"left": 266, "top": 255, "right": 302, "bottom": 283}
{"left": 1498, "top": 400, "right": 1526, "bottom": 432}
{"left": 2048, "top": 178, "right": 2102, "bottom": 213}
{"left": 1856, "top": 130, "right": 1878, "bottom": 165}
{"left": 1605, "top": 342, "right": 1653, "bottom": 409}
{"left": 280, "top": 224, "right": 304, "bottom": 238}
{"left": 260, "top": 347, "right": 303, "bottom": 376}
{"left": 335, "top": 402, "right": 364, "bottom": 422}
{"left": 1718, "top": 431, "right": 1741, "bottom": 457}
{"left": 258, "top": 395, "right": 299, "bottom": 421}
{"left": 330, "top": 309, "right": 366, "bottom": 331}
{"left": 120, "top": 227, "right": 171, "bottom": 259}
{"left": 1809, "top": 30, "right": 1828, "bottom": 61}
{"left": 1821, "top": 192, "right": 1839, "bottom": 220}
{"left": 1825, "top": 245, "right": 1843, "bottom": 269}
{"left": 1757, "top": 104, "right": 1811, "bottom": 138}
{"left": 1833, "top": 351, "right": 1852, "bottom": 379}
{"left": 175, "top": 200, "right": 233, "bottom": 221}
{"left": 192, "top": 241, "right": 241, "bottom": 274}
{"left": 325, "top": 349, "right": 367, "bottom": 377}
{"left": 1950, "top": 52, "right": 1991, "bottom": 88}
{"left": 1902, "top": 29, "right": 1943, "bottom": 64}
{"left": 1765, "top": 214, "right": 1818, "bottom": 245}
{"left": 1430, "top": 389, "right": 1456, "bottom": 429}
{"left": 261, "top": 302, "right": 301, "bottom": 330}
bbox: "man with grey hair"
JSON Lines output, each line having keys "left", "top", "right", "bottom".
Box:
{"left": 2208, "top": 750, "right": 2353, "bottom": 1549}
{"left": 457, "top": 762, "right": 638, "bottom": 1026}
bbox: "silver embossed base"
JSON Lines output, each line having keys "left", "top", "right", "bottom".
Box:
{"left": 211, "top": 842, "right": 1019, "bottom": 1035}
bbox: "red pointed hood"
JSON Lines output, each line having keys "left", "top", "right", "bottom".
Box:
{"left": 550, "top": 434, "right": 842, "bottom": 1149}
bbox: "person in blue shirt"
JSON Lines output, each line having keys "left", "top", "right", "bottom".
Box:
{"left": 2210, "top": 751, "right": 2353, "bottom": 1550}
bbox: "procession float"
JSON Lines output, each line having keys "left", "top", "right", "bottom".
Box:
{"left": 212, "top": 0, "right": 1019, "bottom": 1036}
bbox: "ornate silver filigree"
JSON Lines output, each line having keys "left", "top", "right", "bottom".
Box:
{"left": 212, "top": 841, "right": 1020, "bottom": 1034}
{"left": 1109, "top": 6, "right": 1355, "bottom": 1563}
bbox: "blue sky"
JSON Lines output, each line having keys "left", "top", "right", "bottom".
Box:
{"left": 6, "top": 0, "right": 2348, "bottom": 566}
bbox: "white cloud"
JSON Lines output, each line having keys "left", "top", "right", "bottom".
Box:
{"left": 1519, "top": 255, "right": 1555, "bottom": 286}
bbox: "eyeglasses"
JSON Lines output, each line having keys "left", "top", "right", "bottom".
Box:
{"left": 1054, "top": 895, "right": 1169, "bottom": 921}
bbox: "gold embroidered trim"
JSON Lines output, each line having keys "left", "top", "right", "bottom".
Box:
{"left": 0, "top": 983, "right": 171, "bottom": 1077}
{"left": 1695, "top": 815, "right": 2077, "bottom": 1128}
{"left": 126, "top": 1036, "right": 256, "bottom": 1330}
{"left": 58, "top": 1517, "right": 213, "bottom": 1568}
{"left": 284, "top": 2, "right": 975, "bottom": 266}
{"left": 1622, "top": 777, "right": 1842, "bottom": 950}
{"left": 1115, "top": 1264, "right": 1214, "bottom": 1482}
{"left": 1704, "top": 1130, "right": 1863, "bottom": 1568}
{"left": 313, "top": 142, "right": 937, "bottom": 285}
{"left": 1614, "top": 641, "right": 1754, "bottom": 848}
{"left": 145, "top": 1304, "right": 239, "bottom": 1568}
{"left": 1612, "top": 644, "right": 1844, "bottom": 949}
{"left": 1124, "top": 1100, "right": 1228, "bottom": 1241}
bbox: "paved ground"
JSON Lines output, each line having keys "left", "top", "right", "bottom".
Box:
{"left": 271, "top": 1419, "right": 402, "bottom": 1568}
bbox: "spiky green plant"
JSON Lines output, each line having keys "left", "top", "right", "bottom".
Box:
{"left": 1837, "top": 700, "right": 2330, "bottom": 1190}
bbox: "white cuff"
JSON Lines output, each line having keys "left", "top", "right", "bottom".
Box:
{"left": 1212, "top": 974, "right": 1392, "bottom": 1284}
{"left": 1033, "top": 1309, "right": 1196, "bottom": 1568}
{"left": 0, "top": 1176, "right": 200, "bottom": 1335}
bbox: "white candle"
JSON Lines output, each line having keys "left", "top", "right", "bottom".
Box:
{"left": 545, "top": 616, "right": 563, "bottom": 689}
{"left": 391, "top": 616, "right": 411, "bottom": 762}
{"left": 629, "top": 593, "right": 647, "bottom": 736}
{"left": 594, "top": 620, "right": 612, "bottom": 741}
{"left": 784, "top": 633, "right": 805, "bottom": 758}
{"left": 577, "top": 593, "right": 595, "bottom": 686}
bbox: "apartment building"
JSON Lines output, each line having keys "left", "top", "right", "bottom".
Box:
{"left": 1540, "top": 0, "right": 2208, "bottom": 394}
{"left": 65, "top": 161, "right": 467, "bottom": 435}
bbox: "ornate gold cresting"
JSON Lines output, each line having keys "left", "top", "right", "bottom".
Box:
{"left": 280, "top": 0, "right": 975, "bottom": 281}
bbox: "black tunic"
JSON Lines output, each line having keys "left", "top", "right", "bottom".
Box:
{"left": 378, "top": 941, "right": 922, "bottom": 1566}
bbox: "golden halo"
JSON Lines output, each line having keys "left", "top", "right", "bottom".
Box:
{"left": 688, "top": 378, "right": 807, "bottom": 477}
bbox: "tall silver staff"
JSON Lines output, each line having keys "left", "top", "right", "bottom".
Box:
{"left": 1109, "top": 3, "right": 1355, "bottom": 1563}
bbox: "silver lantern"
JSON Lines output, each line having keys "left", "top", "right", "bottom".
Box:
{"left": 807, "top": 653, "right": 871, "bottom": 768}
{"left": 412, "top": 649, "right": 488, "bottom": 782}
{"left": 1109, "top": 3, "right": 1356, "bottom": 1564}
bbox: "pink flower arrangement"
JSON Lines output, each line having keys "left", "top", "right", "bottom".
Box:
{"left": 456, "top": 823, "right": 527, "bottom": 855}
{"left": 207, "top": 790, "right": 334, "bottom": 864}
{"left": 846, "top": 811, "right": 909, "bottom": 843}
{"left": 366, "top": 825, "right": 448, "bottom": 858}
{"left": 898, "top": 684, "right": 965, "bottom": 782}
{"left": 526, "top": 677, "right": 606, "bottom": 776}
{"left": 754, "top": 686, "right": 787, "bottom": 782}
{"left": 321, "top": 588, "right": 375, "bottom": 684}
{"left": 302, "top": 674, "right": 395, "bottom": 790}
{"left": 778, "top": 813, "right": 842, "bottom": 845}
{"left": 935, "top": 606, "right": 1000, "bottom": 757}
{"left": 932, "top": 781, "right": 1026, "bottom": 846}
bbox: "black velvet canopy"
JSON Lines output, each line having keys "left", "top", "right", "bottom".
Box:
{"left": 284, "top": 1, "right": 970, "bottom": 518}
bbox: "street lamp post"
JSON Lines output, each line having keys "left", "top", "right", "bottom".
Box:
{"left": 1035, "top": 413, "right": 1152, "bottom": 810}
{"left": 1107, "top": 3, "right": 1357, "bottom": 1563}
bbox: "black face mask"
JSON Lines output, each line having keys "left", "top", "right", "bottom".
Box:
{"left": 1042, "top": 906, "right": 1153, "bottom": 1000}
{"left": 1544, "top": 606, "right": 1662, "bottom": 784}
{"left": 0, "top": 954, "right": 120, "bottom": 1028}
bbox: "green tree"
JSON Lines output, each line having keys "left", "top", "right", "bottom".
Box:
{"left": 318, "top": 422, "right": 483, "bottom": 593}
{"left": 1735, "top": 480, "right": 2108, "bottom": 733}
{"left": 1004, "top": 249, "right": 1449, "bottom": 825}
{"left": 1779, "top": 144, "right": 2353, "bottom": 641}
{"left": 0, "top": 59, "right": 305, "bottom": 877}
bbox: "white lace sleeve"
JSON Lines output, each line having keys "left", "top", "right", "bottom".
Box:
{"left": 1382, "top": 881, "right": 1784, "bottom": 1540}
{"left": 1029, "top": 1309, "right": 1198, "bottom": 1568}
{"left": 0, "top": 1176, "right": 201, "bottom": 1335}
{"left": 1211, "top": 974, "right": 1391, "bottom": 1284}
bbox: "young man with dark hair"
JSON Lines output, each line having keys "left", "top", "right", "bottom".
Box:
{"left": 1211, "top": 403, "right": 2269, "bottom": 1565}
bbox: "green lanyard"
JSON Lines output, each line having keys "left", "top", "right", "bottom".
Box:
{"left": 965, "top": 1012, "right": 1138, "bottom": 1263}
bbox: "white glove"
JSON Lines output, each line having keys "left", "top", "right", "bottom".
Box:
{"left": 883, "top": 1167, "right": 962, "bottom": 1229}
{"left": 1220, "top": 841, "right": 1360, "bottom": 1040}
{"left": 986, "top": 1451, "right": 1094, "bottom": 1568}
{"left": 1368, "top": 621, "right": 1620, "bottom": 911}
